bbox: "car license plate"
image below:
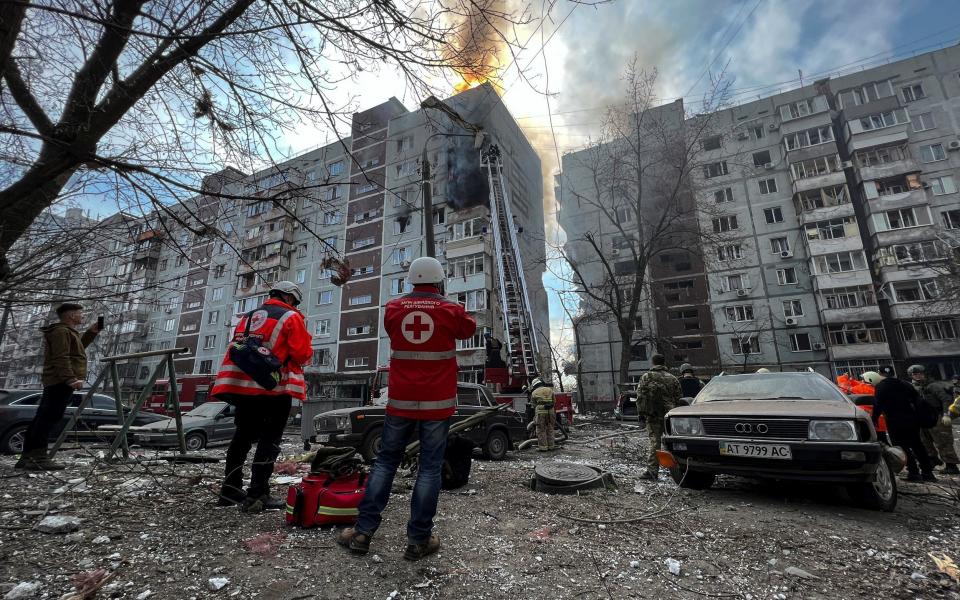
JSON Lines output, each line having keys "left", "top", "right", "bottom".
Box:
{"left": 719, "top": 441, "right": 792, "bottom": 460}
{"left": 316, "top": 434, "right": 330, "bottom": 443}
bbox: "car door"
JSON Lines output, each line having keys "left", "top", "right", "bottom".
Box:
{"left": 87, "top": 395, "right": 124, "bottom": 429}
{"left": 455, "top": 387, "right": 486, "bottom": 444}
{"left": 211, "top": 404, "right": 236, "bottom": 441}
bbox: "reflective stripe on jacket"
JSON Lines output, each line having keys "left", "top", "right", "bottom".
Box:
{"left": 384, "top": 286, "right": 477, "bottom": 420}
{"left": 531, "top": 386, "right": 555, "bottom": 414}
{"left": 211, "top": 298, "right": 313, "bottom": 401}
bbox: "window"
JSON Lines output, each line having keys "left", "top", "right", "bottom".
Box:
{"left": 213, "top": 265, "right": 225, "bottom": 278}
{"left": 390, "top": 277, "right": 411, "bottom": 295}
{"left": 315, "top": 319, "right": 330, "bottom": 336}
{"left": 614, "top": 206, "right": 633, "bottom": 224}
{"left": 704, "top": 161, "right": 729, "bottom": 178}
{"left": 392, "top": 247, "right": 409, "bottom": 265}
{"left": 712, "top": 215, "right": 738, "bottom": 233}
{"left": 352, "top": 236, "right": 376, "bottom": 250}
{"left": 784, "top": 125, "right": 834, "bottom": 150}
{"left": 822, "top": 285, "right": 876, "bottom": 309}
{"left": 322, "top": 236, "right": 337, "bottom": 252}
{"left": 321, "top": 186, "right": 341, "bottom": 202}
{"left": 394, "top": 217, "right": 410, "bottom": 235}
{"left": 209, "top": 286, "right": 223, "bottom": 301}
{"left": 763, "top": 207, "right": 784, "bottom": 224}
{"left": 358, "top": 182, "right": 376, "bottom": 194}
{"left": 930, "top": 176, "right": 957, "bottom": 196}
{"left": 731, "top": 336, "right": 761, "bottom": 355}
{"left": 887, "top": 240, "right": 945, "bottom": 264}
{"left": 855, "top": 145, "right": 909, "bottom": 168}
{"left": 701, "top": 135, "right": 722, "bottom": 151}
{"left": 839, "top": 81, "right": 894, "bottom": 108}
{"left": 716, "top": 244, "right": 742, "bottom": 261}
{"left": 875, "top": 207, "right": 931, "bottom": 231}
{"left": 791, "top": 155, "right": 841, "bottom": 180}
{"left": 453, "top": 290, "right": 487, "bottom": 312}
{"left": 751, "top": 125, "right": 764, "bottom": 140}
{"left": 920, "top": 143, "right": 946, "bottom": 163}
{"left": 159, "top": 259, "right": 168, "bottom": 270}
{"left": 901, "top": 83, "right": 925, "bottom": 102}
{"left": 198, "top": 360, "right": 213, "bottom": 374}
{"left": 311, "top": 348, "right": 333, "bottom": 367}
{"left": 797, "top": 185, "right": 848, "bottom": 211}
{"left": 351, "top": 265, "right": 374, "bottom": 277}
{"left": 713, "top": 188, "right": 734, "bottom": 203}
{"left": 396, "top": 136, "right": 414, "bottom": 152}
{"left": 322, "top": 211, "right": 343, "bottom": 226}
{"left": 724, "top": 305, "right": 754, "bottom": 322}
{"left": 349, "top": 294, "right": 372, "bottom": 306}
{"left": 344, "top": 356, "right": 369, "bottom": 368}
{"left": 447, "top": 253, "right": 484, "bottom": 278}
{"left": 175, "top": 255, "right": 186, "bottom": 267}
{"left": 783, "top": 300, "right": 803, "bottom": 317}
{"left": 815, "top": 251, "right": 867, "bottom": 274}
{"left": 899, "top": 319, "right": 960, "bottom": 342}
{"left": 395, "top": 161, "right": 416, "bottom": 178}
{"left": 328, "top": 161, "right": 343, "bottom": 176}
{"left": 805, "top": 216, "right": 855, "bottom": 240}
{"left": 789, "top": 333, "right": 812, "bottom": 352}
{"left": 770, "top": 237, "right": 789, "bottom": 254}
{"left": 776, "top": 267, "right": 797, "bottom": 285}
{"left": 163, "top": 318, "right": 175, "bottom": 332}
{"left": 892, "top": 279, "right": 940, "bottom": 302}
{"left": 942, "top": 209, "right": 960, "bottom": 230}
{"left": 856, "top": 108, "right": 908, "bottom": 132}
{"left": 669, "top": 309, "right": 699, "bottom": 320}
{"left": 913, "top": 112, "right": 935, "bottom": 132}
{"left": 828, "top": 322, "right": 887, "bottom": 345}
{"left": 317, "top": 290, "right": 333, "bottom": 305}
{"left": 203, "top": 335, "right": 216, "bottom": 349}
{"left": 433, "top": 207, "right": 446, "bottom": 225}
{"left": 295, "top": 269, "right": 306, "bottom": 284}
{"left": 451, "top": 218, "right": 486, "bottom": 240}
{"left": 457, "top": 330, "right": 487, "bottom": 351}
{"left": 758, "top": 178, "right": 778, "bottom": 195}
{"left": 721, "top": 273, "right": 749, "bottom": 291}
{"left": 298, "top": 244, "right": 308, "bottom": 258}
{"left": 752, "top": 151, "right": 771, "bottom": 167}
{"left": 347, "top": 325, "right": 371, "bottom": 336}
{"left": 779, "top": 96, "right": 828, "bottom": 121}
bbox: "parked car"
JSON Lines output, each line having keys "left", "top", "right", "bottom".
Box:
{"left": 102, "top": 401, "right": 236, "bottom": 451}
{"left": 661, "top": 372, "right": 899, "bottom": 511}
{"left": 313, "top": 382, "right": 527, "bottom": 461}
{"left": 0, "top": 389, "right": 167, "bottom": 454}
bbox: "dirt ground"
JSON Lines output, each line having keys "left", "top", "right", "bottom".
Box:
{"left": 2, "top": 418, "right": 959, "bottom": 600}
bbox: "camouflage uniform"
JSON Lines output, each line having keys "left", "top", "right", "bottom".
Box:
{"left": 914, "top": 380, "right": 959, "bottom": 466}
{"left": 636, "top": 365, "right": 682, "bottom": 473}
{"left": 531, "top": 385, "right": 556, "bottom": 451}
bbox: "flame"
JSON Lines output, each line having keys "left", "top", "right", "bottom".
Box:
{"left": 454, "top": 74, "right": 487, "bottom": 93}
{"left": 447, "top": 0, "right": 506, "bottom": 95}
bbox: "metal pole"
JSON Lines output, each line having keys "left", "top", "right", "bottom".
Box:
{"left": 167, "top": 354, "right": 187, "bottom": 454}
{"left": 422, "top": 146, "right": 435, "bottom": 258}
{"left": 105, "top": 357, "right": 167, "bottom": 461}
{"left": 109, "top": 362, "right": 129, "bottom": 459}
{"left": 50, "top": 368, "right": 109, "bottom": 456}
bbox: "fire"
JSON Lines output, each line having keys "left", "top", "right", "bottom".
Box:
{"left": 454, "top": 75, "right": 486, "bottom": 93}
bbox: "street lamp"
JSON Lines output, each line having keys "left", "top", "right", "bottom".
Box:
{"left": 419, "top": 96, "right": 487, "bottom": 258}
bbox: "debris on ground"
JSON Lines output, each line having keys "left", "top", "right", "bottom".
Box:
{"left": 207, "top": 577, "right": 229, "bottom": 591}
{"left": 784, "top": 566, "right": 818, "bottom": 580}
{"left": 930, "top": 553, "right": 960, "bottom": 584}
{"left": 242, "top": 532, "right": 286, "bottom": 557}
{"left": 664, "top": 557, "right": 681, "bottom": 576}
{"left": 62, "top": 568, "right": 113, "bottom": 600}
{"left": 35, "top": 515, "right": 80, "bottom": 534}
{"left": 4, "top": 582, "right": 40, "bottom": 600}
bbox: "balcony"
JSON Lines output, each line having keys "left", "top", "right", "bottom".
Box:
{"left": 820, "top": 305, "right": 881, "bottom": 324}
{"left": 829, "top": 342, "right": 891, "bottom": 361}
{"left": 904, "top": 340, "right": 960, "bottom": 357}
{"left": 797, "top": 201, "right": 855, "bottom": 225}
{"left": 792, "top": 171, "right": 847, "bottom": 195}
{"left": 866, "top": 189, "right": 927, "bottom": 215}
{"left": 846, "top": 123, "right": 909, "bottom": 152}
{"left": 856, "top": 158, "right": 920, "bottom": 183}
{"left": 805, "top": 236, "right": 863, "bottom": 257}
{"left": 813, "top": 270, "right": 872, "bottom": 290}
{"left": 245, "top": 204, "right": 296, "bottom": 225}
{"left": 241, "top": 226, "right": 294, "bottom": 249}
{"left": 235, "top": 278, "right": 276, "bottom": 295}
{"left": 237, "top": 253, "right": 290, "bottom": 275}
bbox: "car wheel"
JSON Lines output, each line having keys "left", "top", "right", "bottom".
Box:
{"left": 849, "top": 457, "right": 897, "bottom": 511}
{"left": 1, "top": 425, "right": 28, "bottom": 455}
{"left": 669, "top": 465, "right": 716, "bottom": 490}
{"left": 482, "top": 429, "right": 509, "bottom": 461}
{"left": 185, "top": 432, "right": 206, "bottom": 452}
{"left": 361, "top": 427, "right": 383, "bottom": 462}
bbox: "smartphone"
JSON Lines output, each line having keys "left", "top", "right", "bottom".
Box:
{"left": 97, "top": 315, "right": 105, "bottom": 329}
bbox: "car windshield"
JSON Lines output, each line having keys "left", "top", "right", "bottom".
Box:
{"left": 185, "top": 402, "right": 224, "bottom": 418}
{"left": 696, "top": 374, "right": 848, "bottom": 403}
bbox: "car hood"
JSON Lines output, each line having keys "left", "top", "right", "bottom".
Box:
{"left": 132, "top": 415, "right": 213, "bottom": 431}
{"left": 667, "top": 399, "right": 858, "bottom": 419}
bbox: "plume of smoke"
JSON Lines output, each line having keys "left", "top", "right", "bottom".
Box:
{"left": 445, "top": 139, "right": 489, "bottom": 210}
{"left": 445, "top": 0, "right": 509, "bottom": 90}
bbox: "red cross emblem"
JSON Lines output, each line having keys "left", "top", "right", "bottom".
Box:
{"left": 401, "top": 311, "right": 434, "bottom": 344}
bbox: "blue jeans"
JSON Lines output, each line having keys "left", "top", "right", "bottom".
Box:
{"left": 356, "top": 414, "right": 450, "bottom": 544}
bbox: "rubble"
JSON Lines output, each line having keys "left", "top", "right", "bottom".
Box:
{"left": 4, "top": 582, "right": 40, "bottom": 600}
{"left": 35, "top": 515, "right": 80, "bottom": 534}
{"left": 207, "top": 577, "right": 229, "bottom": 591}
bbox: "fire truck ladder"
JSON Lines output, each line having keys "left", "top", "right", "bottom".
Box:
{"left": 482, "top": 145, "right": 540, "bottom": 382}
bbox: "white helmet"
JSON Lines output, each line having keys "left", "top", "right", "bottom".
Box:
{"left": 270, "top": 281, "right": 303, "bottom": 305}
{"left": 862, "top": 371, "right": 881, "bottom": 385}
{"left": 406, "top": 256, "right": 445, "bottom": 286}
{"left": 756, "top": 367, "right": 771, "bottom": 374}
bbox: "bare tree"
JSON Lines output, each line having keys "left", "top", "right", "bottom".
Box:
{"left": 0, "top": 0, "right": 533, "bottom": 281}
{"left": 553, "top": 57, "right": 731, "bottom": 388}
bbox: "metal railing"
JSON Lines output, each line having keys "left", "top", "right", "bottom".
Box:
{"left": 50, "top": 347, "right": 191, "bottom": 460}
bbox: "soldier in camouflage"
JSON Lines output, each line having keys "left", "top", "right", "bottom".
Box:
{"left": 910, "top": 365, "right": 959, "bottom": 475}
{"left": 636, "top": 354, "right": 682, "bottom": 480}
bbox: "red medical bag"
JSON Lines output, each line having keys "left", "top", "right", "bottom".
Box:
{"left": 285, "top": 472, "right": 367, "bottom": 528}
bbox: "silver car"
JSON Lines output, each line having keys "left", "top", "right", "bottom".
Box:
{"left": 111, "top": 401, "right": 237, "bottom": 451}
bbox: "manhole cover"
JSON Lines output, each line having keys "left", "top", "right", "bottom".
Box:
{"left": 532, "top": 462, "right": 615, "bottom": 494}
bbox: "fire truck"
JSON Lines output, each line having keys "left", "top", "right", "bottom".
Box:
{"left": 142, "top": 374, "right": 216, "bottom": 416}
{"left": 370, "top": 144, "right": 574, "bottom": 426}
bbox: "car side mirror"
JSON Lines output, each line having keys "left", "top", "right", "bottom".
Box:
{"left": 215, "top": 413, "right": 226, "bottom": 420}
{"left": 679, "top": 397, "right": 694, "bottom": 406}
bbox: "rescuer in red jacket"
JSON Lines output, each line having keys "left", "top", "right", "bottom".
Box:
{"left": 213, "top": 281, "right": 313, "bottom": 512}
{"left": 338, "top": 256, "right": 476, "bottom": 560}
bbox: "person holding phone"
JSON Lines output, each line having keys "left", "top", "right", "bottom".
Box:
{"left": 15, "top": 303, "right": 101, "bottom": 470}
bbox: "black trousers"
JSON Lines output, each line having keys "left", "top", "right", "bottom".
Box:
{"left": 222, "top": 395, "right": 292, "bottom": 498}
{"left": 889, "top": 425, "right": 933, "bottom": 476}
{"left": 23, "top": 383, "right": 74, "bottom": 454}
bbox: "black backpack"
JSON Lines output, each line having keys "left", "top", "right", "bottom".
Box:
{"left": 228, "top": 310, "right": 284, "bottom": 390}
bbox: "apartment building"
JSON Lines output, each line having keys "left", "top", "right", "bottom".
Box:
{"left": 0, "top": 85, "right": 550, "bottom": 399}
{"left": 560, "top": 45, "right": 960, "bottom": 404}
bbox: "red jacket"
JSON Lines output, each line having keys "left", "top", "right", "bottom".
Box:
{"left": 211, "top": 298, "right": 313, "bottom": 401}
{"left": 384, "top": 285, "right": 476, "bottom": 420}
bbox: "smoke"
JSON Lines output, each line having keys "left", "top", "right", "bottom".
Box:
{"left": 445, "top": 140, "right": 489, "bottom": 210}
{"left": 446, "top": 0, "right": 508, "bottom": 91}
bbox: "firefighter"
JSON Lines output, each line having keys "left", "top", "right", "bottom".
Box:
{"left": 338, "top": 256, "right": 476, "bottom": 561}
{"left": 529, "top": 375, "right": 556, "bottom": 451}
{"left": 212, "top": 281, "right": 313, "bottom": 511}
{"left": 637, "top": 354, "right": 682, "bottom": 480}
{"left": 678, "top": 363, "right": 704, "bottom": 399}
{"left": 908, "top": 364, "right": 959, "bottom": 475}
{"left": 872, "top": 366, "right": 936, "bottom": 482}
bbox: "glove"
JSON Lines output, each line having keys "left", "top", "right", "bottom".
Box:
{"left": 942, "top": 415, "right": 953, "bottom": 427}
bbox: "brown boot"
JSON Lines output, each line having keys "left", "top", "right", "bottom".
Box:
{"left": 403, "top": 535, "right": 440, "bottom": 561}
{"left": 15, "top": 450, "right": 64, "bottom": 471}
{"left": 336, "top": 527, "right": 371, "bottom": 555}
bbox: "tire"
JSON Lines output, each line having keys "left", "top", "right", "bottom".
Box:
{"left": 482, "top": 429, "right": 509, "bottom": 461}
{"left": 669, "top": 465, "right": 716, "bottom": 490}
{"left": 849, "top": 457, "right": 897, "bottom": 511}
{"left": 1, "top": 425, "right": 28, "bottom": 455}
{"left": 360, "top": 427, "right": 383, "bottom": 462}
{"left": 185, "top": 432, "right": 206, "bottom": 452}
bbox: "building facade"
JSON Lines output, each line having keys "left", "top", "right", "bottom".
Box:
{"left": 560, "top": 46, "right": 960, "bottom": 405}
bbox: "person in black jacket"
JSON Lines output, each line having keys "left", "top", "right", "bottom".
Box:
{"left": 872, "top": 366, "right": 936, "bottom": 482}
{"left": 678, "top": 363, "right": 704, "bottom": 399}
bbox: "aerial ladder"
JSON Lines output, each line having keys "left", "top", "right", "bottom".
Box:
{"left": 481, "top": 145, "right": 540, "bottom": 391}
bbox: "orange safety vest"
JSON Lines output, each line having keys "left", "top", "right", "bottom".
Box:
{"left": 211, "top": 299, "right": 313, "bottom": 401}
{"left": 383, "top": 286, "right": 477, "bottom": 420}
